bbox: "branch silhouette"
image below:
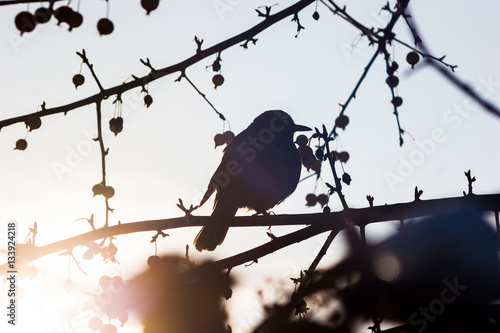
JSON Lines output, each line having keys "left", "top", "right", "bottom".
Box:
{"left": 3, "top": 193, "right": 499, "bottom": 276}
{"left": 0, "top": 0, "right": 316, "bottom": 130}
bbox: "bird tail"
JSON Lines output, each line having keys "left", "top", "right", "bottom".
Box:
{"left": 194, "top": 202, "right": 237, "bottom": 252}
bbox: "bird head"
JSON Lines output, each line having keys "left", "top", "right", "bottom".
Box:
{"left": 249, "top": 110, "right": 311, "bottom": 141}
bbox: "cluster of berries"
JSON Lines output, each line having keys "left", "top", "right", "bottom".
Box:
{"left": 87, "top": 275, "right": 128, "bottom": 333}
{"left": 14, "top": 1, "right": 160, "bottom": 36}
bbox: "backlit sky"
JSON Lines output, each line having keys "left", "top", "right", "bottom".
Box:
{"left": 1, "top": 0, "right": 500, "bottom": 332}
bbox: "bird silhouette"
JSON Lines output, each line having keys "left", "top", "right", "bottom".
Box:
{"left": 194, "top": 110, "right": 311, "bottom": 251}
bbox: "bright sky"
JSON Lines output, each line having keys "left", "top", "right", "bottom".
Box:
{"left": 1, "top": 0, "right": 500, "bottom": 332}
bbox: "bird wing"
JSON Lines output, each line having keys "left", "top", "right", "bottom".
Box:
{"left": 198, "top": 128, "right": 250, "bottom": 208}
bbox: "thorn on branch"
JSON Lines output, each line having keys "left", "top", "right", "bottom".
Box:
{"left": 150, "top": 230, "right": 169, "bottom": 243}
{"left": 176, "top": 198, "right": 198, "bottom": 216}
{"left": 132, "top": 74, "right": 148, "bottom": 93}
{"left": 240, "top": 37, "right": 258, "bottom": 49}
{"left": 140, "top": 58, "right": 156, "bottom": 72}
{"left": 366, "top": 195, "right": 374, "bottom": 207}
{"left": 414, "top": 186, "right": 423, "bottom": 201}
{"left": 255, "top": 5, "right": 273, "bottom": 18}
{"left": 24, "top": 222, "right": 38, "bottom": 245}
{"left": 463, "top": 170, "right": 476, "bottom": 196}
{"left": 74, "top": 213, "right": 96, "bottom": 231}
{"left": 194, "top": 36, "right": 204, "bottom": 53}
{"left": 291, "top": 12, "right": 305, "bottom": 37}
{"left": 244, "top": 259, "right": 258, "bottom": 267}
{"left": 381, "top": 1, "right": 395, "bottom": 14}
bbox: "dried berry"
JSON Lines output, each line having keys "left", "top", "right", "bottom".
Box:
{"left": 336, "top": 151, "right": 350, "bottom": 163}
{"left": 386, "top": 75, "right": 399, "bottom": 88}
{"left": 100, "top": 324, "right": 117, "bottom": 333}
{"left": 312, "top": 11, "right": 320, "bottom": 21}
{"left": 34, "top": 7, "right": 52, "bottom": 24}
{"left": 295, "top": 134, "right": 308, "bottom": 147}
{"left": 335, "top": 115, "right": 349, "bottom": 130}
{"left": 89, "top": 242, "right": 101, "bottom": 255}
{"left": 118, "top": 310, "right": 129, "bottom": 325}
{"left": 92, "top": 183, "right": 105, "bottom": 196}
{"left": 107, "top": 243, "right": 118, "bottom": 256}
{"left": 14, "top": 139, "right": 28, "bottom": 151}
{"left": 299, "top": 146, "right": 314, "bottom": 161}
{"left": 54, "top": 6, "right": 74, "bottom": 25}
{"left": 72, "top": 74, "right": 85, "bottom": 88}
{"left": 323, "top": 206, "right": 331, "bottom": 213}
{"left": 221, "top": 131, "right": 235, "bottom": 145}
{"left": 112, "top": 276, "right": 124, "bottom": 290}
{"left": 317, "top": 194, "right": 329, "bottom": 206}
{"left": 102, "top": 186, "right": 115, "bottom": 199}
{"left": 212, "top": 74, "right": 224, "bottom": 89}
{"left": 25, "top": 115, "right": 42, "bottom": 131}
{"left": 311, "top": 159, "right": 321, "bottom": 172}
{"left": 88, "top": 317, "right": 103, "bottom": 332}
{"left": 109, "top": 117, "right": 123, "bottom": 136}
{"left": 97, "top": 18, "right": 114, "bottom": 35}
{"left": 299, "top": 146, "right": 316, "bottom": 170}
{"left": 144, "top": 94, "right": 153, "bottom": 107}
{"left": 314, "top": 148, "right": 324, "bottom": 160}
{"left": 99, "top": 275, "right": 113, "bottom": 289}
{"left": 388, "top": 61, "right": 399, "bottom": 75}
{"left": 214, "top": 133, "right": 225, "bottom": 148}
{"left": 15, "top": 11, "right": 36, "bottom": 35}
{"left": 147, "top": 255, "right": 160, "bottom": 267}
{"left": 83, "top": 249, "right": 94, "bottom": 260}
{"left": 342, "top": 173, "right": 352, "bottom": 185}
{"left": 305, "top": 193, "right": 317, "bottom": 207}
{"left": 212, "top": 59, "right": 221, "bottom": 72}
{"left": 406, "top": 51, "right": 420, "bottom": 67}
{"left": 141, "top": 0, "right": 159, "bottom": 15}
{"left": 68, "top": 11, "right": 83, "bottom": 30}
{"left": 392, "top": 96, "right": 403, "bottom": 107}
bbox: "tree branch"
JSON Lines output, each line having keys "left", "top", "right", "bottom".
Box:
{"left": 3, "top": 193, "right": 500, "bottom": 276}
{"left": 0, "top": 0, "right": 315, "bottom": 131}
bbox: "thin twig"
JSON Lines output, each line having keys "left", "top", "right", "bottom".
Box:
{"left": 76, "top": 49, "right": 104, "bottom": 92}
{"left": 403, "top": 8, "right": 500, "bottom": 119}
{"left": 179, "top": 72, "right": 226, "bottom": 121}
{"left": 321, "top": 0, "right": 378, "bottom": 45}
{"left": 95, "top": 100, "right": 113, "bottom": 227}
{"left": 329, "top": 49, "right": 380, "bottom": 138}
{"left": 393, "top": 37, "right": 457, "bottom": 72}
{"left": 0, "top": 0, "right": 316, "bottom": 130}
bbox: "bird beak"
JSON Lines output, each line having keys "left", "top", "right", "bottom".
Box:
{"left": 295, "top": 124, "right": 312, "bottom": 132}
